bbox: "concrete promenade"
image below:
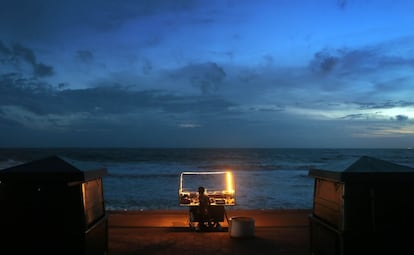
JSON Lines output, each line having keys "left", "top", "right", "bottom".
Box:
{"left": 108, "top": 208, "right": 311, "bottom": 255}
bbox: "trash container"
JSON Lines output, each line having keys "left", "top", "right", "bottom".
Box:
{"left": 0, "top": 155, "right": 108, "bottom": 255}
{"left": 229, "top": 216, "right": 255, "bottom": 238}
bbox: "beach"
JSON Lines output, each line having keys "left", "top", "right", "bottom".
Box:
{"left": 108, "top": 208, "right": 311, "bottom": 255}
{"left": 4, "top": 148, "right": 414, "bottom": 254}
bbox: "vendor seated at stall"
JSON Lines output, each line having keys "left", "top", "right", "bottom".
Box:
{"left": 197, "top": 186, "right": 211, "bottom": 231}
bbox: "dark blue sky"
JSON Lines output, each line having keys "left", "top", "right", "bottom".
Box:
{"left": 1, "top": 0, "right": 414, "bottom": 148}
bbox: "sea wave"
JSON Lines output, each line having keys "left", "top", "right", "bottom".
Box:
{"left": 2, "top": 148, "right": 414, "bottom": 210}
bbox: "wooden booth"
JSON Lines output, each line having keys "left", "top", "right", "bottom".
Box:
{"left": 0, "top": 155, "right": 108, "bottom": 255}
{"left": 308, "top": 155, "right": 414, "bottom": 255}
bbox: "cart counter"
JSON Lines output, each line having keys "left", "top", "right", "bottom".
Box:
{"left": 179, "top": 191, "right": 235, "bottom": 206}
{"left": 178, "top": 171, "right": 236, "bottom": 206}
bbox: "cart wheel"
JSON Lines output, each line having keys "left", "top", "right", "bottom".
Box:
{"left": 216, "top": 223, "right": 223, "bottom": 231}
{"left": 189, "top": 222, "right": 195, "bottom": 231}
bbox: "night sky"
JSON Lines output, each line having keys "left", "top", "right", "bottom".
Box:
{"left": 1, "top": 0, "right": 414, "bottom": 148}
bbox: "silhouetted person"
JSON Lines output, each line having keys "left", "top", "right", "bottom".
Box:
{"left": 197, "top": 186, "right": 210, "bottom": 231}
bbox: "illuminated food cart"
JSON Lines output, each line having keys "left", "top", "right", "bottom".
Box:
{"left": 178, "top": 171, "right": 236, "bottom": 230}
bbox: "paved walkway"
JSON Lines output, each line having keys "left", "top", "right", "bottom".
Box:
{"left": 108, "top": 209, "right": 311, "bottom": 255}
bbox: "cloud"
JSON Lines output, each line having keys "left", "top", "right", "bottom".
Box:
{"left": 142, "top": 58, "right": 153, "bottom": 75}
{"left": 309, "top": 49, "right": 340, "bottom": 74}
{"left": 395, "top": 115, "right": 409, "bottom": 121}
{"left": 179, "top": 123, "right": 201, "bottom": 128}
{"left": 354, "top": 100, "right": 414, "bottom": 110}
{"left": 0, "top": 105, "right": 90, "bottom": 130}
{"left": 170, "top": 61, "right": 227, "bottom": 94}
{"left": 0, "top": 73, "right": 239, "bottom": 132}
{"left": 0, "top": 41, "right": 54, "bottom": 77}
{"left": 337, "top": 0, "right": 347, "bottom": 10}
{"left": 34, "top": 63, "right": 54, "bottom": 77}
{"left": 0, "top": 40, "right": 11, "bottom": 55}
{"left": 229, "top": 104, "right": 285, "bottom": 113}
{"left": 76, "top": 50, "right": 94, "bottom": 63}
{"left": 309, "top": 37, "right": 414, "bottom": 77}
{"left": 0, "top": 0, "right": 200, "bottom": 40}
{"left": 341, "top": 113, "right": 371, "bottom": 120}
{"left": 374, "top": 76, "right": 414, "bottom": 92}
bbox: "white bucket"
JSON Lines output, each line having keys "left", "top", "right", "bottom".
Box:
{"left": 228, "top": 217, "right": 255, "bottom": 238}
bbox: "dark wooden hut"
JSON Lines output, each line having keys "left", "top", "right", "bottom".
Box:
{"left": 0, "top": 155, "right": 108, "bottom": 255}
{"left": 308, "top": 155, "right": 414, "bottom": 255}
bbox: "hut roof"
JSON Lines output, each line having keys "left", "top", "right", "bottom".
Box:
{"left": 308, "top": 155, "right": 414, "bottom": 182}
{"left": 0, "top": 155, "right": 107, "bottom": 184}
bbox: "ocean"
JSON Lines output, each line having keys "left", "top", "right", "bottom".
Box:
{"left": 1, "top": 148, "right": 413, "bottom": 211}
